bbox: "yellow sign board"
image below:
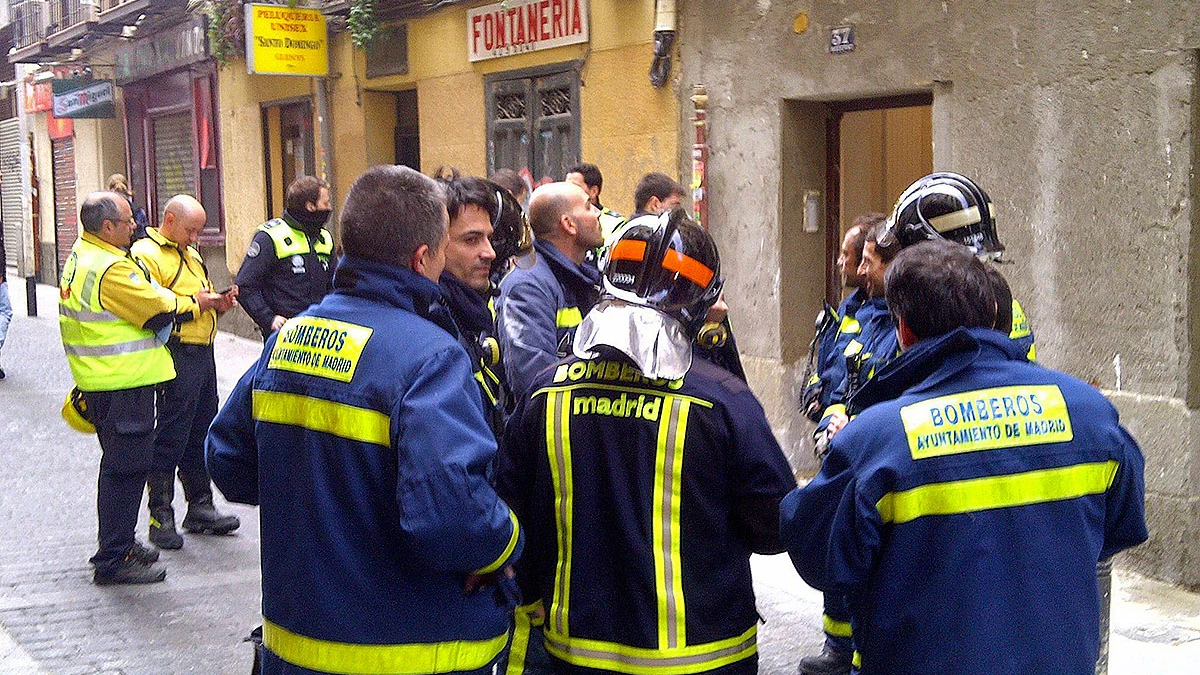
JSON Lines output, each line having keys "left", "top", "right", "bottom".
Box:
{"left": 244, "top": 3, "right": 328, "bottom": 77}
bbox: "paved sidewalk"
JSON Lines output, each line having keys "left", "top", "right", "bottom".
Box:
{"left": 1, "top": 280, "right": 1198, "bottom": 673}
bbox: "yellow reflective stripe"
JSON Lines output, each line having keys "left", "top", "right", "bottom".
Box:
{"left": 653, "top": 397, "right": 689, "bottom": 649}
{"left": 546, "top": 391, "right": 575, "bottom": 637}
{"left": 474, "top": 370, "right": 500, "bottom": 406}
{"left": 59, "top": 304, "right": 119, "bottom": 322}
{"left": 251, "top": 390, "right": 390, "bottom": 446}
{"left": 822, "top": 614, "right": 853, "bottom": 638}
{"left": 852, "top": 651, "right": 862, "bottom": 669}
{"left": 844, "top": 340, "right": 863, "bottom": 358}
{"left": 823, "top": 404, "right": 846, "bottom": 419}
{"left": 262, "top": 619, "right": 506, "bottom": 675}
{"left": 838, "top": 316, "right": 861, "bottom": 335}
{"left": 475, "top": 510, "right": 520, "bottom": 575}
{"left": 875, "top": 460, "right": 1119, "bottom": 525}
{"left": 1027, "top": 343, "right": 1037, "bottom": 362}
{"left": 505, "top": 608, "right": 534, "bottom": 675}
{"left": 556, "top": 307, "right": 583, "bottom": 328}
{"left": 544, "top": 625, "right": 756, "bottom": 675}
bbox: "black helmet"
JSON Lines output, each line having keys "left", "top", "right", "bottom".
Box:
{"left": 484, "top": 179, "right": 534, "bottom": 276}
{"left": 600, "top": 208, "right": 723, "bottom": 334}
{"left": 878, "top": 172, "right": 1004, "bottom": 260}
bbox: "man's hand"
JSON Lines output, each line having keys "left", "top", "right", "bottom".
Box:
{"left": 706, "top": 295, "right": 729, "bottom": 324}
{"left": 463, "top": 565, "right": 515, "bottom": 595}
{"left": 826, "top": 412, "right": 850, "bottom": 439}
{"left": 197, "top": 290, "right": 228, "bottom": 313}
{"left": 270, "top": 315, "right": 288, "bottom": 332}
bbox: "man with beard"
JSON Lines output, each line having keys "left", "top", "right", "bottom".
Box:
{"left": 236, "top": 176, "right": 337, "bottom": 337}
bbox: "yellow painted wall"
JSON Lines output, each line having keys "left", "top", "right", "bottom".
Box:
{"left": 216, "top": 62, "right": 312, "bottom": 273}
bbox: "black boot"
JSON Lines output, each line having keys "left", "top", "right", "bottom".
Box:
{"left": 94, "top": 550, "right": 166, "bottom": 586}
{"left": 798, "top": 645, "right": 853, "bottom": 675}
{"left": 179, "top": 470, "right": 240, "bottom": 535}
{"left": 147, "top": 471, "right": 184, "bottom": 550}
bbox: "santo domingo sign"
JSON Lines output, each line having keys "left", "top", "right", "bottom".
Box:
{"left": 245, "top": 4, "right": 328, "bottom": 76}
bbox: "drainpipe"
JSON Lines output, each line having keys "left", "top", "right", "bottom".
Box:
{"left": 649, "top": 0, "right": 676, "bottom": 88}
{"left": 690, "top": 84, "right": 708, "bottom": 230}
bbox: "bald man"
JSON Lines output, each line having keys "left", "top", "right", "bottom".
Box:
{"left": 131, "top": 196, "right": 240, "bottom": 552}
{"left": 496, "top": 181, "right": 603, "bottom": 399}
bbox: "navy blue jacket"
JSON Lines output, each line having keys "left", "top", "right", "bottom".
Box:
{"left": 781, "top": 328, "right": 1147, "bottom": 675}
{"left": 207, "top": 255, "right": 521, "bottom": 675}
{"left": 496, "top": 347, "right": 796, "bottom": 675}
{"left": 818, "top": 295, "right": 898, "bottom": 429}
{"left": 496, "top": 239, "right": 600, "bottom": 399}
{"left": 235, "top": 213, "right": 337, "bottom": 335}
{"left": 803, "top": 289, "right": 867, "bottom": 417}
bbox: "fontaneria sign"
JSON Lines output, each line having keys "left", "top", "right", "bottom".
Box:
{"left": 469, "top": 0, "right": 589, "bottom": 62}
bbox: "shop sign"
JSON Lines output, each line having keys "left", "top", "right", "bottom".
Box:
{"left": 23, "top": 78, "right": 53, "bottom": 113}
{"left": 114, "top": 16, "right": 209, "bottom": 85}
{"left": 245, "top": 4, "right": 329, "bottom": 77}
{"left": 468, "top": 0, "right": 589, "bottom": 63}
{"left": 52, "top": 79, "right": 117, "bottom": 119}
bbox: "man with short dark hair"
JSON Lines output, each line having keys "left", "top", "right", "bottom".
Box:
{"left": 235, "top": 175, "right": 337, "bottom": 336}
{"left": 497, "top": 181, "right": 602, "bottom": 399}
{"left": 131, "top": 195, "right": 240, "bottom": 551}
{"left": 781, "top": 239, "right": 1147, "bottom": 675}
{"left": 566, "top": 162, "right": 625, "bottom": 242}
{"left": 632, "top": 172, "right": 686, "bottom": 219}
{"left": 60, "top": 192, "right": 223, "bottom": 585}
{"left": 208, "top": 165, "right": 522, "bottom": 675}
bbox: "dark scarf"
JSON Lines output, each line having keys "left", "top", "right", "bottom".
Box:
{"left": 439, "top": 272, "right": 494, "bottom": 336}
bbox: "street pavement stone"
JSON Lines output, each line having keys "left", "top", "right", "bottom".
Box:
{"left": 2, "top": 280, "right": 1199, "bottom": 673}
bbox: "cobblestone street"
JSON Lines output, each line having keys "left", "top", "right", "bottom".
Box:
{"left": 0, "top": 282, "right": 1198, "bottom": 674}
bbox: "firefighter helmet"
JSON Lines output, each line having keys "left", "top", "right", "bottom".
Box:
{"left": 601, "top": 208, "right": 723, "bottom": 334}
{"left": 486, "top": 180, "right": 534, "bottom": 276}
{"left": 878, "top": 172, "right": 1004, "bottom": 260}
{"left": 61, "top": 387, "right": 96, "bottom": 434}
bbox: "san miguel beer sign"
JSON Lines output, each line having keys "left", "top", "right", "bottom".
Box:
{"left": 469, "top": 0, "right": 589, "bottom": 62}
{"left": 245, "top": 4, "right": 328, "bottom": 76}
{"left": 52, "top": 79, "right": 116, "bottom": 119}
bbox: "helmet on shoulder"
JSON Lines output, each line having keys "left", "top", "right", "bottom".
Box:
{"left": 600, "top": 208, "right": 723, "bottom": 335}
{"left": 484, "top": 179, "right": 535, "bottom": 276}
{"left": 878, "top": 172, "right": 1004, "bottom": 260}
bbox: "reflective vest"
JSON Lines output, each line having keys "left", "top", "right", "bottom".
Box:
{"left": 59, "top": 239, "right": 175, "bottom": 392}
{"left": 258, "top": 219, "right": 333, "bottom": 260}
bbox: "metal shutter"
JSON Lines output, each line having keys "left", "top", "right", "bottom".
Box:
{"left": 0, "top": 118, "right": 21, "bottom": 272}
{"left": 52, "top": 136, "right": 77, "bottom": 276}
{"left": 151, "top": 113, "right": 195, "bottom": 220}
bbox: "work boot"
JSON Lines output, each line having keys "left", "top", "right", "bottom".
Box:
{"left": 179, "top": 471, "right": 240, "bottom": 535}
{"left": 93, "top": 552, "right": 166, "bottom": 586}
{"left": 131, "top": 539, "right": 159, "bottom": 564}
{"left": 798, "top": 646, "right": 853, "bottom": 675}
{"left": 147, "top": 471, "right": 183, "bottom": 550}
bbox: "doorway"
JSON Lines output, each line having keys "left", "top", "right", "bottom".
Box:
{"left": 261, "top": 98, "right": 314, "bottom": 220}
{"left": 824, "top": 94, "right": 933, "bottom": 305}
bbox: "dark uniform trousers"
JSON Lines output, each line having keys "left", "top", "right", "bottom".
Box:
{"left": 86, "top": 385, "right": 157, "bottom": 571}
{"left": 153, "top": 340, "right": 218, "bottom": 479}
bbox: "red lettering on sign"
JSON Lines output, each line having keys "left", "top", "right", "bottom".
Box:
{"left": 552, "top": 0, "right": 563, "bottom": 38}
{"left": 472, "top": 14, "right": 482, "bottom": 53}
{"left": 571, "top": 0, "right": 582, "bottom": 35}
{"left": 540, "top": 1, "right": 550, "bottom": 41}
{"left": 484, "top": 13, "right": 494, "bottom": 50}
{"left": 496, "top": 10, "right": 506, "bottom": 47}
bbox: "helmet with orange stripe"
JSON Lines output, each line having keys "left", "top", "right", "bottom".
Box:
{"left": 601, "top": 208, "right": 723, "bottom": 335}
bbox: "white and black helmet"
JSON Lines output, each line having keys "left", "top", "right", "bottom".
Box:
{"left": 878, "top": 172, "right": 1004, "bottom": 260}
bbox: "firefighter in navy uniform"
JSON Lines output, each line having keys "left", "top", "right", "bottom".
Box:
{"left": 496, "top": 209, "right": 796, "bottom": 675}
{"left": 207, "top": 166, "right": 522, "bottom": 675}
{"left": 781, "top": 240, "right": 1147, "bottom": 675}
{"left": 236, "top": 176, "right": 337, "bottom": 337}
{"left": 497, "top": 182, "right": 603, "bottom": 399}
{"left": 436, "top": 171, "right": 533, "bottom": 440}
{"left": 795, "top": 215, "right": 880, "bottom": 675}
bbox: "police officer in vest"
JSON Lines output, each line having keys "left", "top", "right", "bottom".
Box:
{"left": 236, "top": 176, "right": 336, "bottom": 337}
{"left": 497, "top": 209, "right": 797, "bottom": 675}
{"left": 497, "top": 181, "right": 603, "bottom": 399}
{"left": 207, "top": 166, "right": 522, "bottom": 675}
{"left": 131, "top": 195, "right": 240, "bottom": 551}
{"left": 59, "top": 192, "right": 225, "bottom": 585}
{"left": 781, "top": 240, "right": 1147, "bottom": 675}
